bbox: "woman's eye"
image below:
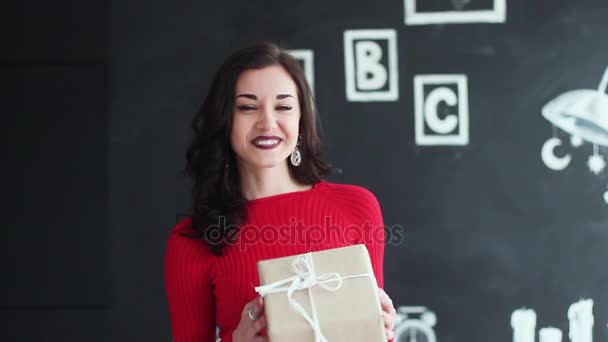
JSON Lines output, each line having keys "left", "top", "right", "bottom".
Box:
{"left": 237, "top": 105, "right": 255, "bottom": 111}
{"left": 276, "top": 105, "right": 292, "bottom": 111}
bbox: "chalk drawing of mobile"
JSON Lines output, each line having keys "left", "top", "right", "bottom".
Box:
{"left": 394, "top": 306, "right": 438, "bottom": 342}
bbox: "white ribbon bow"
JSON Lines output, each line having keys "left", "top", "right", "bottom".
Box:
{"left": 255, "top": 252, "right": 373, "bottom": 342}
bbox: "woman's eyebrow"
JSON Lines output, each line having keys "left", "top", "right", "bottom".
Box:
{"left": 235, "top": 94, "right": 257, "bottom": 100}
{"left": 235, "top": 94, "right": 294, "bottom": 100}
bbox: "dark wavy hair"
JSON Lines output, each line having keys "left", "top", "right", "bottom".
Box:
{"left": 183, "top": 42, "right": 338, "bottom": 256}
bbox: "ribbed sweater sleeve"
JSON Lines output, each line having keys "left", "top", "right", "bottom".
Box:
{"left": 347, "top": 189, "right": 392, "bottom": 342}
{"left": 164, "top": 219, "right": 216, "bottom": 342}
{"left": 337, "top": 185, "right": 386, "bottom": 289}
{"left": 359, "top": 188, "right": 386, "bottom": 289}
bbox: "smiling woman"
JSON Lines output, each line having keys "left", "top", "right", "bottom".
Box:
{"left": 182, "top": 43, "right": 335, "bottom": 254}
{"left": 231, "top": 66, "right": 302, "bottom": 177}
{"left": 164, "top": 42, "right": 396, "bottom": 342}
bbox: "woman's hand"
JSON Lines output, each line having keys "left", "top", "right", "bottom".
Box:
{"left": 379, "top": 288, "right": 396, "bottom": 341}
{"left": 232, "top": 296, "right": 268, "bottom": 342}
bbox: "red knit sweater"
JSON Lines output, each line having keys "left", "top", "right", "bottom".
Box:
{"left": 164, "top": 181, "right": 387, "bottom": 342}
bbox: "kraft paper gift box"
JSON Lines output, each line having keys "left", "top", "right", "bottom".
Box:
{"left": 255, "top": 244, "right": 386, "bottom": 342}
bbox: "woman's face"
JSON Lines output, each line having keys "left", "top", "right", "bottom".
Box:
{"left": 230, "top": 65, "right": 301, "bottom": 171}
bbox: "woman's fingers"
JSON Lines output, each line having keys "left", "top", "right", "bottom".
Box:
{"left": 382, "top": 311, "right": 395, "bottom": 330}
{"left": 251, "top": 297, "right": 264, "bottom": 319}
{"left": 234, "top": 297, "right": 268, "bottom": 342}
{"left": 242, "top": 297, "right": 264, "bottom": 321}
{"left": 386, "top": 327, "right": 395, "bottom": 341}
{"left": 246, "top": 297, "right": 266, "bottom": 337}
{"left": 253, "top": 314, "right": 267, "bottom": 333}
{"left": 378, "top": 288, "right": 396, "bottom": 341}
{"left": 378, "top": 288, "right": 395, "bottom": 314}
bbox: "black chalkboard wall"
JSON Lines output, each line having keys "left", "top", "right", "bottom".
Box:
{"left": 110, "top": 0, "right": 608, "bottom": 341}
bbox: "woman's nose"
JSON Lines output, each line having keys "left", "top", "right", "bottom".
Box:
{"left": 256, "top": 108, "right": 278, "bottom": 131}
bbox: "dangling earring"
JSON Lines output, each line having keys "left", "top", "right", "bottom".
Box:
{"left": 290, "top": 134, "right": 302, "bottom": 167}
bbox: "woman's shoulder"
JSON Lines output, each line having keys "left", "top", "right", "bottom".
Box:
{"left": 318, "top": 180, "right": 384, "bottom": 226}
{"left": 165, "top": 216, "right": 216, "bottom": 284}
{"left": 169, "top": 216, "right": 194, "bottom": 235}
{"left": 166, "top": 216, "right": 215, "bottom": 259}
{"left": 318, "top": 180, "right": 380, "bottom": 205}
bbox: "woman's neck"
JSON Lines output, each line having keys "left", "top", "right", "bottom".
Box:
{"left": 238, "top": 162, "right": 310, "bottom": 201}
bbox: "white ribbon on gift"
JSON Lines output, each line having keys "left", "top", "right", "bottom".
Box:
{"left": 254, "top": 252, "right": 375, "bottom": 342}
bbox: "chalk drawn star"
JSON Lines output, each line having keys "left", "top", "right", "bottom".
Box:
{"left": 587, "top": 154, "right": 606, "bottom": 175}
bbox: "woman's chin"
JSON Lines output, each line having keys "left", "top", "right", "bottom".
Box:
{"left": 242, "top": 158, "right": 289, "bottom": 170}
